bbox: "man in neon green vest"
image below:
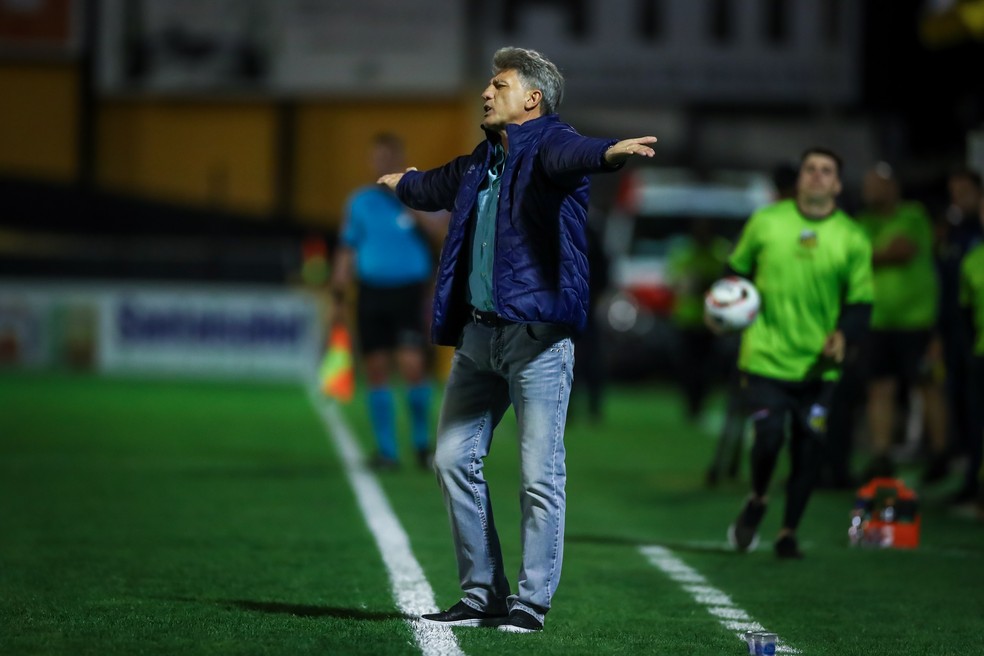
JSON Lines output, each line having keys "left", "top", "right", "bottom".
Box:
{"left": 856, "top": 163, "right": 949, "bottom": 482}
{"left": 721, "top": 147, "right": 874, "bottom": 559}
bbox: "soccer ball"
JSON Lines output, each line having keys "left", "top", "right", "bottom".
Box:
{"left": 704, "top": 276, "right": 760, "bottom": 332}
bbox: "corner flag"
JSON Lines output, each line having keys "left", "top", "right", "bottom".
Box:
{"left": 319, "top": 324, "right": 355, "bottom": 402}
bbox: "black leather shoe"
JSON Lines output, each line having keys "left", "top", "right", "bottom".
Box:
{"left": 420, "top": 601, "right": 508, "bottom": 627}
{"left": 498, "top": 609, "right": 544, "bottom": 633}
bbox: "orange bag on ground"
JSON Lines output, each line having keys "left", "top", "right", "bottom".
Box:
{"left": 848, "top": 477, "right": 920, "bottom": 549}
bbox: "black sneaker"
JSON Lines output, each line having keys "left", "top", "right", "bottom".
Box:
{"left": 420, "top": 601, "right": 508, "bottom": 628}
{"left": 727, "top": 497, "right": 766, "bottom": 552}
{"left": 498, "top": 609, "right": 543, "bottom": 633}
{"left": 774, "top": 535, "right": 804, "bottom": 559}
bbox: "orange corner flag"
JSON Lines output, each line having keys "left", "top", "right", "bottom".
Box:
{"left": 319, "top": 324, "right": 355, "bottom": 402}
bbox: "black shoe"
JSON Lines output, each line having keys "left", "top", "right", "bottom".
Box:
{"left": 728, "top": 496, "right": 766, "bottom": 552}
{"left": 368, "top": 453, "right": 400, "bottom": 472}
{"left": 498, "top": 609, "right": 543, "bottom": 633}
{"left": 420, "top": 601, "right": 508, "bottom": 627}
{"left": 774, "top": 535, "right": 803, "bottom": 559}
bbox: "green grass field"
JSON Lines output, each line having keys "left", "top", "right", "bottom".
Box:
{"left": 2, "top": 371, "right": 982, "bottom": 655}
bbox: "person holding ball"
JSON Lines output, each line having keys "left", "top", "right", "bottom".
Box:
{"left": 711, "top": 147, "right": 874, "bottom": 559}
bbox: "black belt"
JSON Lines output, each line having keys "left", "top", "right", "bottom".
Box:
{"left": 470, "top": 307, "right": 514, "bottom": 327}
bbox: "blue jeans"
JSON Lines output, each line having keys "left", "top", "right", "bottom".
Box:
{"left": 433, "top": 320, "right": 574, "bottom": 623}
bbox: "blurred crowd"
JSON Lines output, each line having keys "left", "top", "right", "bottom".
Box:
{"left": 685, "top": 161, "right": 984, "bottom": 510}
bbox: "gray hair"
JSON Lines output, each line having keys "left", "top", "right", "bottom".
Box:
{"left": 492, "top": 47, "right": 564, "bottom": 115}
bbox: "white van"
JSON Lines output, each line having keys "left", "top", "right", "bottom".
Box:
{"left": 597, "top": 166, "right": 775, "bottom": 379}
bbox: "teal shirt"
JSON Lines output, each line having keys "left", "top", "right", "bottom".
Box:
{"left": 468, "top": 145, "right": 504, "bottom": 312}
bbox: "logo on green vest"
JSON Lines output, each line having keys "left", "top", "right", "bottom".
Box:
{"left": 798, "top": 229, "right": 818, "bottom": 249}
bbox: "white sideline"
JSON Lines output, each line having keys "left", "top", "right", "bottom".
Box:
{"left": 640, "top": 545, "right": 801, "bottom": 654}
{"left": 309, "top": 394, "right": 465, "bottom": 656}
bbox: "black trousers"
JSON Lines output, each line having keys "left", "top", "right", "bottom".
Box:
{"left": 742, "top": 373, "right": 835, "bottom": 531}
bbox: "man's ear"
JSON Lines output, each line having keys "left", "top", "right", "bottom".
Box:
{"left": 526, "top": 89, "right": 542, "bottom": 111}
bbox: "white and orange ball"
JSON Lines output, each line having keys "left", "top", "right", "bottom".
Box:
{"left": 704, "top": 276, "right": 761, "bottom": 332}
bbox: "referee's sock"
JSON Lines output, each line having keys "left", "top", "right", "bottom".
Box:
{"left": 368, "top": 387, "right": 397, "bottom": 461}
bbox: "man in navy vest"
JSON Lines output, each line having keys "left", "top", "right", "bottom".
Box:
{"left": 379, "top": 46, "right": 656, "bottom": 633}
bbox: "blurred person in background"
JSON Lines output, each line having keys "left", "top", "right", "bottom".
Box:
{"left": 716, "top": 148, "right": 873, "bottom": 559}
{"left": 379, "top": 46, "right": 657, "bottom": 632}
{"left": 331, "top": 132, "right": 448, "bottom": 471}
{"left": 706, "top": 161, "right": 795, "bottom": 487}
{"left": 935, "top": 168, "right": 984, "bottom": 503}
{"left": 666, "top": 218, "right": 732, "bottom": 421}
{"left": 855, "top": 163, "right": 948, "bottom": 483}
{"left": 956, "top": 193, "right": 984, "bottom": 512}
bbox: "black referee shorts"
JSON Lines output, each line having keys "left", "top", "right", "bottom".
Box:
{"left": 356, "top": 281, "right": 430, "bottom": 355}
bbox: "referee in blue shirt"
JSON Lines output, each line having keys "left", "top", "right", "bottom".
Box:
{"left": 331, "top": 133, "right": 448, "bottom": 470}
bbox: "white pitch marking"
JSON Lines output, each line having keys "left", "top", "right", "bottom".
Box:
{"left": 707, "top": 606, "right": 752, "bottom": 621}
{"left": 683, "top": 585, "right": 733, "bottom": 606}
{"left": 310, "top": 395, "right": 465, "bottom": 656}
{"left": 640, "top": 545, "right": 801, "bottom": 654}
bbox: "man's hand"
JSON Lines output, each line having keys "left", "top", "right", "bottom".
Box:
{"left": 822, "top": 330, "right": 846, "bottom": 363}
{"left": 377, "top": 166, "right": 418, "bottom": 191}
{"left": 604, "top": 136, "right": 658, "bottom": 165}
